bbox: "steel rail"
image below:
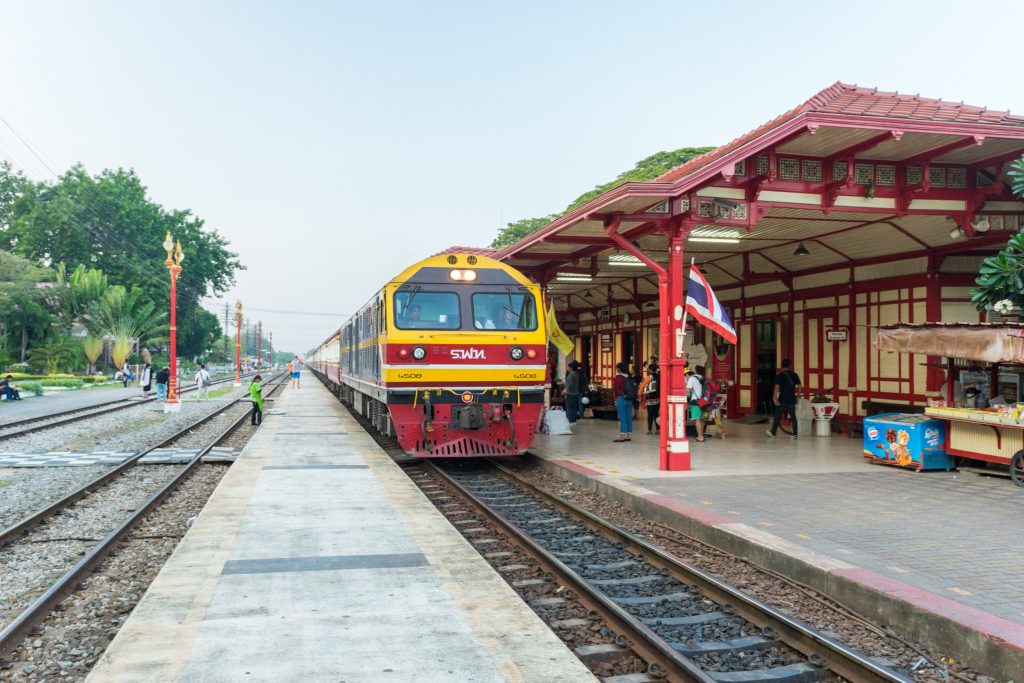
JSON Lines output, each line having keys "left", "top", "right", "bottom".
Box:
{"left": 0, "top": 375, "right": 287, "bottom": 658}
{"left": 0, "top": 373, "right": 254, "bottom": 440}
{"left": 486, "top": 460, "right": 910, "bottom": 683}
{"left": 421, "top": 460, "right": 715, "bottom": 683}
{"left": 0, "top": 372, "right": 285, "bottom": 546}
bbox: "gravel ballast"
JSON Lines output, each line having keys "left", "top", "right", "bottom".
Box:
{"left": 0, "top": 464, "right": 229, "bottom": 681}
{"left": 0, "top": 467, "right": 111, "bottom": 531}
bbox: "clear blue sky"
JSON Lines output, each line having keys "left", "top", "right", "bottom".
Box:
{"left": 2, "top": 1, "right": 1022, "bottom": 352}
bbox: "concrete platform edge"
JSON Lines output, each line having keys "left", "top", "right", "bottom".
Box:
{"left": 526, "top": 453, "right": 1024, "bottom": 681}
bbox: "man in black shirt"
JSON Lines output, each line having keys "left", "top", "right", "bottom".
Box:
{"left": 767, "top": 359, "right": 801, "bottom": 439}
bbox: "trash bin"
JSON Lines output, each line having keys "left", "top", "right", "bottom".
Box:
{"left": 795, "top": 398, "right": 813, "bottom": 436}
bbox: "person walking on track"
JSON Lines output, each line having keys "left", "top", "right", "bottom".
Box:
{"left": 195, "top": 363, "right": 212, "bottom": 400}
{"left": 612, "top": 362, "right": 635, "bottom": 442}
{"left": 249, "top": 374, "right": 264, "bottom": 426}
{"left": 767, "top": 358, "right": 801, "bottom": 439}
{"left": 155, "top": 366, "right": 170, "bottom": 402}
{"left": 140, "top": 362, "right": 152, "bottom": 398}
{"left": 290, "top": 355, "right": 303, "bottom": 389}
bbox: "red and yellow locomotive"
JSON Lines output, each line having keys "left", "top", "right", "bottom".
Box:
{"left": 308, "top": 252, "right": 547, "bottom": 457}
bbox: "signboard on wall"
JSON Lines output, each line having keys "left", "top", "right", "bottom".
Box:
{"left": 600, "top": 334, "right": 613, "bottom": 352}
{"left": 826, "top": 329, "right": 848, "bottom": 342}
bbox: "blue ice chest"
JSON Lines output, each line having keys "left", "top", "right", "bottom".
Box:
{"left": 862, "top": 413, "right": 954, "bottom": 471}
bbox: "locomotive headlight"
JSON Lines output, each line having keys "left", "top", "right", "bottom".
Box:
{"left": 412, "top": 346, "right": 427, "bottom": 360}
{"left": 509, "top": 346, "right": 524, "bottom": 361}
{"left": 449, "top": 269, "right": 477, "bottom": 282}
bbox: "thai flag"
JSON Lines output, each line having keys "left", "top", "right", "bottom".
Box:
{"left": 685, "top": 265, "right": 737, "bottom": 344}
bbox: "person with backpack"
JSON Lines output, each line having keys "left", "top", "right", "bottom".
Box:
{"left": 767, "top": 358, "right": 801, "bottom": 439}
{"left": 686, "top": 365, "right": 708, "bottom": 442}
{"left": 194, "top": 363, "right": 212, "bottom": 400}
{"left": 642, "top": 365, "right": 659, "bottom": 435}
{"left": 612, "top": 361, "right": 636, "bottom": 442}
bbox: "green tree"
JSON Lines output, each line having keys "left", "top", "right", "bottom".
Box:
{"left": 490, "top": 146, "right": 714, "bottom": 248}
{"left": 0, "top": 164, "right": 243, "bottom": 358}
{"left": 972, "top": 156, "right": 1024, "bottom": 312}
{"left": 0, "top": 250, "right": 55, "bottom": 362}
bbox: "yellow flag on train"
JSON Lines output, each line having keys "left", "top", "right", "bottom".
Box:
{"left": 545, "top": 302, "right": 574, "bottom": 357}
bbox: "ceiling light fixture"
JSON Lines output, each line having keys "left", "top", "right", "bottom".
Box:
{"left": 690, "top": 237, "right": 740, "bottom": 244}
{"left": 608, "top": 253, "right": 646, "bottom": 267}
{"left": 793, "top": 242, "right": 810, "bottom": 256}
{"left": 556, "top": 272, "right": 592, "bottom": 282}
{"left": 972, "top": 216, "right": 991, "bottom": 233}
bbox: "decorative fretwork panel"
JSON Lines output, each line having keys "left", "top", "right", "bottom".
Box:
{"left": 876, "top": 165, "right": 896, "bottom": 186}
{"left": 948, "top": 167, "right": 967, "bottom": 188}
{"left": 833, "top": 161, "right": 848, "bottom": 181}
{"left": 929, "top": 167, "right": 946, "bottom": 188}
{"left": 697, "top": 200, "right": 713, "bottom": 218}
{"left": 801, "top": 160, "right": 822, "bottom": 182}
{"left": 906, "top": 166, "right": 923, "bottom": 185}
{"left": 756, "top": 155, "right": 769, "bottom": 176}
{"left": 733, "top": 160, "right": 746, "bottom": 176}
{"left": 854, "top": 163, "right": 873, "bottom": 185}
{"left": 779, "top": 158, "right": 799, "bottom": 180}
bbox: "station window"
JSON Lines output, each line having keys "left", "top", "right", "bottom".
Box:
{"left": 393, "top": 291, "right": 461, "bottom": 330}
{"left": 472, "top": 292, "right": 538, "bottom": 330}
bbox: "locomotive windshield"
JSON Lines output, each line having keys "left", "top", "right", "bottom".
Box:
{"left": 472, "top": 291, "right": 538, "bottom": 331}
{"left": 394, "top": 290, "right": 461, "bottom": 329}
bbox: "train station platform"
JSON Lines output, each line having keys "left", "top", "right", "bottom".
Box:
{"left": 89, "top": 379, "right": 593, "bottom": 682}
{"left": 528, "top": 416, "right": 1024, "bottom": 679}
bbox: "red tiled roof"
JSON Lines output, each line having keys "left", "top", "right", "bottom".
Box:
{"left": 656, "top": 82, "right": 1024, "bottom": 183}
{"left": 434, "top": 246, "right": 500, "bottom": 258}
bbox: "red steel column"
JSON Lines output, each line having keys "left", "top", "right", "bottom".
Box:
{"left": 663, "top": 232, "right": 690, "bottom": 470}
{"left": 605, "top": 214, "right": 690, "bottom": 471}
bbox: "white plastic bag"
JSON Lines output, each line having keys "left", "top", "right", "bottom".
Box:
{"left": 543, "top": 408, "right": 573, "bottom": 436}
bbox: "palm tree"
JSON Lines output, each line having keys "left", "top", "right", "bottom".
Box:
{"left": 94, "top": 286, "right": 166, "bottom": 352}
{"left": 28, "top": 336, "right": 81, "bottom": 375}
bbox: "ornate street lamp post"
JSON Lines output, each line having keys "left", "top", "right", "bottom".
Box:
{"left": 234, "top": 300, "right": 243, "bottom": 387}
{"left": 256, "top": 320, "right": 263, "bottom": 370}
{"left": 163, "top": 232, "right": 184, "bottom": 413}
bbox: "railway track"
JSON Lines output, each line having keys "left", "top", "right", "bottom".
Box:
{"left": 413, "top": 459, "right": 910, "bottom": 683}
{"left": 0, "top": 373, "right": 286, "bottom": 658}
{"left": 0, "top": 373, "right": 253, "bottom": 441}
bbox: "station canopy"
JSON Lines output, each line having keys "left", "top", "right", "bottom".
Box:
{"left": 495, "top": 83, "right": 1024, "bottom": 312}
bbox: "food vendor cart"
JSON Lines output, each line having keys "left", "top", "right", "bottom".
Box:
{"left": 876, "top": 322, "right": 1024, "bottom": 487}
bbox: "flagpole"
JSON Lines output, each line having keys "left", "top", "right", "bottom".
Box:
{"left": 676, "top": 258, "right": 695, "bottom": 359}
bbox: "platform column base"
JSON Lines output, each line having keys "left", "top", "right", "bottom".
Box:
{"left": 660, "top": 396, "right": 691, "bottom": 471}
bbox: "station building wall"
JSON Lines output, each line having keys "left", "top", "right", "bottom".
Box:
{"left": 568, "top": 256, "right": 984, "bottom": 419}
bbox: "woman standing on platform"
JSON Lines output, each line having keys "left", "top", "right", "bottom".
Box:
{"left": 643, "top": 366, "right": 660, "bottom": 435}
{"left": 612, "top": 362, "right": 635, "bottom": 442}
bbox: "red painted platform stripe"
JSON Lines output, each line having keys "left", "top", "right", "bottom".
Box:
{"left": 643, "top": 494, "right": 734, "bottom": 526}
{"left": 553, "top": 460, "right": 605, "bottom": 477}
{"left": 832, "top": 567, "right": 1024, "bottom": 652}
